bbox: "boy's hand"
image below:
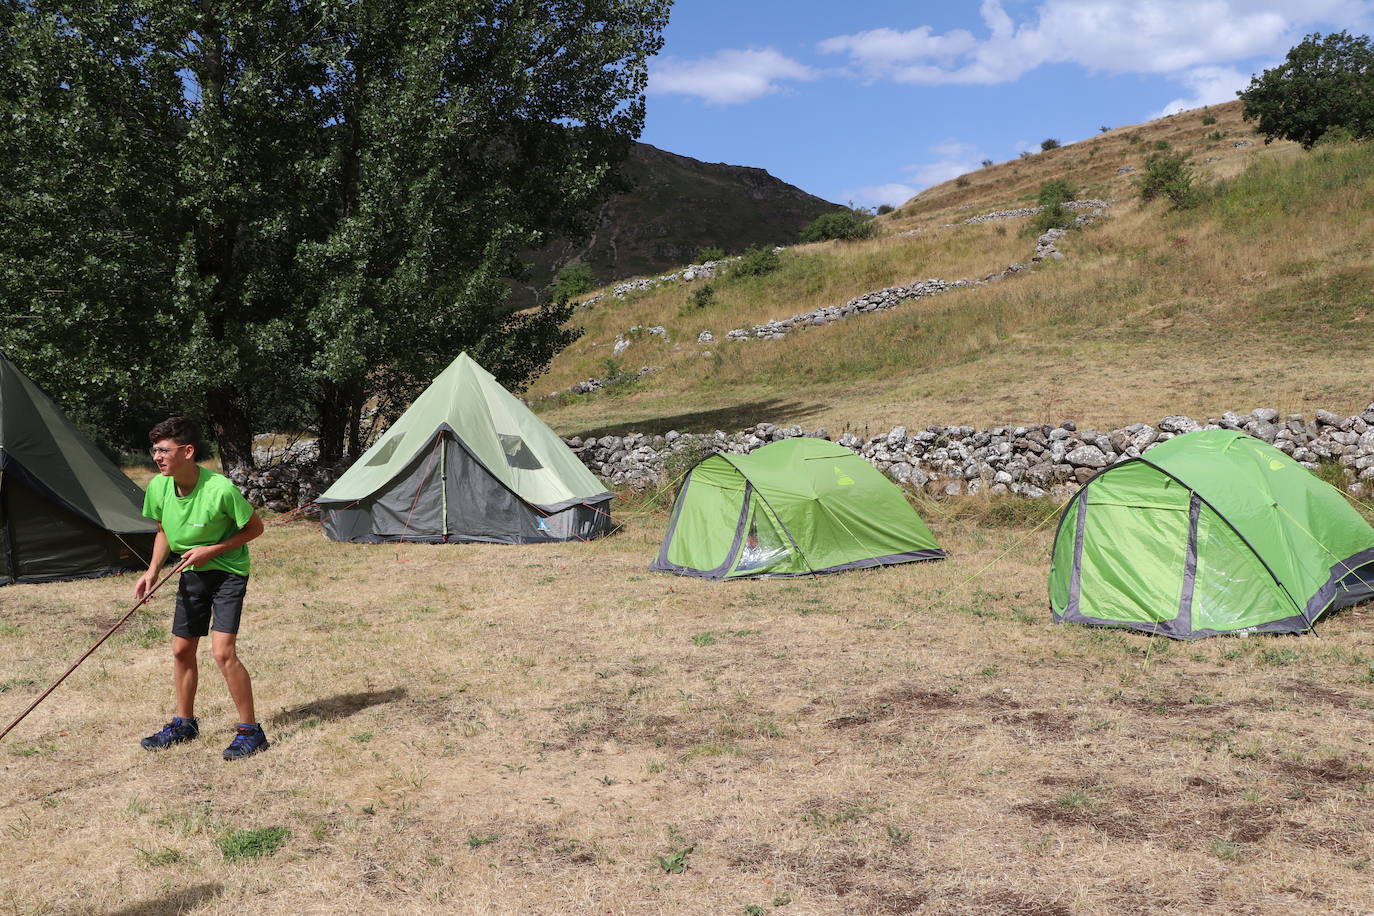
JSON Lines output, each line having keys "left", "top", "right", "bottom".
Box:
{"left": 179, "top": 545, "right": 220, "bottom": 568}
{"left": 133, "top": 571, "right": 158, "bottom": 601}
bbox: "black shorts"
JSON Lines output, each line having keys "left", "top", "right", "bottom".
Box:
{"left": 173, "top": 570, "right": 249, "bottom": 638}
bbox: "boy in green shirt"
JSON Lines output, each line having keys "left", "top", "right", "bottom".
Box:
{"left": 135, "top": 417, "right": 269, "bottom": 760}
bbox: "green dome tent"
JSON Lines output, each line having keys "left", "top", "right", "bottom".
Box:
{"left": 652, "top": 437, "right": 944, "bottom": 579}
{"left": 1050, "top": 429, "right": 1374, "bottom": 638}
{"left": 0, "top": 351, "right": 156, "bottom": 585}
{"left": 317, "top": 353, "right": 613, "bottom": 544}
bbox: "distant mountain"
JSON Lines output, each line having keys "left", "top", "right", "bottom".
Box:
{"left": 514, "top": 143, "right": 839, "bottom": 307}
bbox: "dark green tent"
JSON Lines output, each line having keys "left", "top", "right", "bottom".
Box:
{"left": 0, "top": 352, "right": 155, "bottom": 585}
{"left": 652, "top": 437, "right": 944, "bottom": 579}
{"left": 1050, "top": 429, "right": 1374, "bottom": 638}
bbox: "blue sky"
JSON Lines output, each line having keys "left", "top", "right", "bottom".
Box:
{"left": 639, "top": 0, "right": 1374, "bottom": 207}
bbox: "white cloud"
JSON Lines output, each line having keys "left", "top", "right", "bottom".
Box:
{"left": 1152, "top": 66, "right": 1251, "bottom": 118}
{"left": 818, "top": 1, "right": 1369, "bottom": 86}
{"left": 904, "top": 140, "right": 986, "bottom": 187}
{"left": 648, "top": 48, "right": 818, "bottom": 105}
{"left": 844, "top": 140, "right": 987, "bottom": 204}
{"left": 844, "top": 182, "right": 920, "bottom": 209}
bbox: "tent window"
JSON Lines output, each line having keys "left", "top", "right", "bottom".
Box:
{"left": 498, "top": 434, "right": 543, "bottom": 470}
{"left": 733, "top": 502, "right": 789, "bottom": 574}
{"left": 366, "top": 434, "right": 404, "bottom": 467}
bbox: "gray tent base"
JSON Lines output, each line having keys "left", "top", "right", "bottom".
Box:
{"left": 651, "top": 548, "right": 945, "bottom": 581}
{"left": 1054, "top": 554, "right": 1374, "bottom": 640}
{"left": 319, "top": 432, "right": 612, "bottom": 544}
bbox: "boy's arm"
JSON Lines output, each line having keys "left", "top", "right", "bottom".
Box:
{"left": 133, "top": 526, "right": 171, "bottom": 600}
{"left": 177, "top": 512, "right": 263, "bottom": 568}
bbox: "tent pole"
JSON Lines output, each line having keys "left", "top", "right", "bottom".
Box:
{"left": 0, "top": 557, "right": 189, "bottom": 743}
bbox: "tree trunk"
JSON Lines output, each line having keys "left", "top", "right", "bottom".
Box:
{"left": 317, "top": 382, "right": 350, "bottom": 466}
{"left": 206, "top": 387, "right": 255, "bottom": 476}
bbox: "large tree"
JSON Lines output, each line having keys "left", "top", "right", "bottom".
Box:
{"left": 1238, "top": 30, "right": 1374, "bottom": 149}
{"left": 0, "top": 0, "right": 670, "bottom": 470}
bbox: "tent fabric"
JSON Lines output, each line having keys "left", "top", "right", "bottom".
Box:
{"left": 0, "top": 351, "right": 156, "bottom": 584}
{"left": 317, "top": 353, "right": 613, "bottom": 544}
{"left": 652, "top": 437, "right": 945, "bottom": 579}
{"left": 1050, "top": 429, "right": 1374, "bottom": 638}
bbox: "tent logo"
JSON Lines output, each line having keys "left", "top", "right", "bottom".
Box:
{"left": 833, "top": 466, "right": 855, "bottom": 486}
{"left": 1269, "top": 459, "right": 1286, "bottom": 471}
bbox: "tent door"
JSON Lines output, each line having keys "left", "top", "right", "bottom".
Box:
{"left": 1075, "top": 495, "right": 1192, "bottom": 628}
{"left": 727, "top": 493, "right": 793, "bottom": 576}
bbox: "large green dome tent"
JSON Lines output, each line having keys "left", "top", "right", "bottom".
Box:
{"left": 0, "top": 351, "right": 156, "bottom": 585}
{"left": 317, "top": 353, "right": 613, "bottom": 544}
{"left": 1050, "top": 429, "right": 1374, "bottom": 638}
{"left": 652, "top": 437, "right": 944, "bottom": 579}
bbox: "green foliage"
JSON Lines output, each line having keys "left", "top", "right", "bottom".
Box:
{"left": 1153, "top": 139, "right": 1172, "bottom": 150}
{"left": 955, "top": 176, "right": 971, "bottom": 187}
{"left": 1040, "top": 138, "right": 1061, "bottom": 151}
{"left": 800, "top": 209, "right": 877, "bottom": 243}
{"left": 1202, "top": 113, "right": 1218, "bottom": 125}
{"left": 0, "top": 1, "right": 671, "bottom": 469}
{"left": 729, "top": 246, "right": 781, "bottom": 278}
{"left": 876, "top": 204, "right": 895, "bottom": 215}
{"left": 217, "top": 826, "right": 289, "bottom": 862}
{"left": 1137, "top": 151, "right": 1201, "bottom": 209}
{"left": 1099, "top": 125, "right": 1112, "bottom": 133}
{"left": 1239, "top": 31, "right": 1374, "bottom": 149}
{"left": 981, "top": 158, "right": 995, "bottom": 167}
{"left": 687, "top": 283, "right": 717, "bottom": 310}
{"left": 1206, "top": 130, "right": 1225, "bottom": 142}
{"left": 467, "top": 833, "right": 500, "bottom": 848}
{"left": 1031, "top": 179, "right": 1076, "bottom": 233}
{"left": 551, "top": 263, "right": 598, "bottom": 302}
{"left": 656, "top": 845, "right": 694, "bottom": 874}
{"left": 695, "top": 246, "right": 726, "bottom": 262}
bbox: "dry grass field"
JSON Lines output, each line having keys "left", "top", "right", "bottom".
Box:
{"left": 3, "top": 490, "right": 1373, "bottom": 914}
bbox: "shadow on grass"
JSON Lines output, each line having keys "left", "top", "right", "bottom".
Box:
{"left": 101, "top": 883, "right": 222, "bottom": 915}
{"left": 269, "top": 687, "right": 408, "bottom": 729}
{"left": 571, "top": 399, "right": 831, "bottom": 439}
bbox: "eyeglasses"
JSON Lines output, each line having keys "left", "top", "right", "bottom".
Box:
{"left": 149, "top": 445, "right": 191, "bottom": 457}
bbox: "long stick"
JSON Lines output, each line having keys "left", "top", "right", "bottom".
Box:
{"left": 0, "top": 558, "right": 189, "bottom": 743}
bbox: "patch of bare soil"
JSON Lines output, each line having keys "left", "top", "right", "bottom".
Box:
{"left": 1276, "top": 755, "right": 1371, "bottom": 786}
{"left": 1284, "top": 681, "right": 1360, "bottom": 710}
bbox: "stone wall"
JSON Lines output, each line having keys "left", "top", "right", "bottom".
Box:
{"left": 232, "top": 404, "right": 1374, "bottom": 513}
{"left": 565, "top": 405, "right": 1374, "bottom": 500}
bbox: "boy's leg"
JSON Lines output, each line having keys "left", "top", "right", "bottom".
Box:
{"left": 210, "top": 631, "right": 255, "bottom": 724}
{"left": 172, "top": 636, "right": 200, "bottom": 718}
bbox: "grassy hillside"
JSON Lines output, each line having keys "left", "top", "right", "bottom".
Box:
{"left": 531, "top": 101, "right": 1374, "bottom": 438}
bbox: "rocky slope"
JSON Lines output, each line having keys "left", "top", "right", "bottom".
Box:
{"left": 512, "top": 142, "right": 838, "bottom": 307}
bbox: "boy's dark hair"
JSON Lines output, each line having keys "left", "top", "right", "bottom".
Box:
{"left": 149, "top": 416, "right": 204, "bottom": 460}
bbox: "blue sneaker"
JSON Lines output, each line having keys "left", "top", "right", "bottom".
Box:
{"left": 223, "top": 723, "right": 270, "bottom": 760}
{"left": 141, "top": 716, "right": 199, "bottom": 750}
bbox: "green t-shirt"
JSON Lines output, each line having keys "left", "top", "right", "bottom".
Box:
{"left": 143, "top": 468, "right": 255, "bottom": 576}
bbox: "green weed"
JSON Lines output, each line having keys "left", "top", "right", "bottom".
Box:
{"left": 467, "top": 833, "right": 500, "bottom": 848}
{"left": 656, "top": 845, "right": 694, "bottom": 874}
{"left": 217, "top": 826, "right": 289, "bottom": 862}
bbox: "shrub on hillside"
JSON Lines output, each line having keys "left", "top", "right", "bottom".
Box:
{"left": 695, "top": 245, "right": 725, "bottom": 262}
{"left": 1040, "top": 138, "right": 1061, "bottom": 151}
{"left": 1137, "top": 151, "right": 1200, "bottom": 209}
{"left": 876, "top": 204, "right": 895, "bottom": 215}
{"left": 1201, "top": 112, "right": 1218, "bottom": 125}
{"left": 729, "top": 245, "right": 780, "bottom": 278}
{"left": 551, "top": 262, "right": 596, "bottom": 301}
{"left": 981, "top": 158, "right": 994, "bottom": 168}
{"left": 799, "top": 209, "right": 877, "bottom": 243}
{"left": 1031, "top": 179, "right": 1076, "bottom": 234}
{"left": 686, "top": 282, "right": 716, "bottom": 309}
{"left": 1239, "top": 31, "right": 1374, "bottom": 149}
